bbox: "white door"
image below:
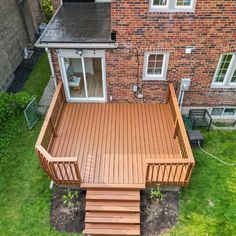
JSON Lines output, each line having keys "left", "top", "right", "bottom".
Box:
{"left": 58, "top": 49, "right": 107, "bottom": 102}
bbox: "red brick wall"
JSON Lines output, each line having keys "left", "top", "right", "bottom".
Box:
{"left": 107, "top": 0, "right": 236, "bottom": 105}
{"left": 50, "top": 0, "right": 236, "bottom": 106}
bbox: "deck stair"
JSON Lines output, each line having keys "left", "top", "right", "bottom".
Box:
{"left": 83, "top": 189, "right": 141, "bottom": 235}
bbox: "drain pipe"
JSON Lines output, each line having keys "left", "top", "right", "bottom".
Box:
{"left": 45, "top": 47, "right": 57, "bottom": 88}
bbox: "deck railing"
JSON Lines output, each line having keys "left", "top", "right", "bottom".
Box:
{"left": 35, "top": 82, "right": 81, "bottom": 185}
{"left": 145, "top": 84, "right": 195, "bottom": 187}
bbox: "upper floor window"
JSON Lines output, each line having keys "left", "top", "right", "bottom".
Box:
{"left": 150, "top": 0, "right": 196, "bottom": 12}
{"left": 143, "top": 52, "right": 169, "bottom": 80}
{"left": 212, "top": 53, "right": 236, "bottom": 88}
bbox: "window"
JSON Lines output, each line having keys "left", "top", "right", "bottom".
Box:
{"left": 150, "top": 0, "right": 196, "bottom": 12}
{"left": 211, "top": 108, "right": 236, "bottom": 117}
{"left": 143, "top": 52, "right": 169, "bottom": 80}
{"left": 212, "top": 53, "right": 236, "bottom": 88}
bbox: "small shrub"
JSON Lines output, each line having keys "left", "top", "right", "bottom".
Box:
{"left": 15, "top": 92, "right": 32, "bottom": 110}
{"left": 150, "top": 185, "right": 164, "bottom": 202}
{"left": 0, "top": 92, "right": 32, "bottom": 129}
{"left": 41, "top": 0, "right": 53, "bottom": 23}
{"left": 62, "top": 189, "right": 81, "bottom": 211}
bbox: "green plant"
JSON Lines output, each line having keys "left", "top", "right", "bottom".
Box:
{"left": 15, "top": 92, "right": 32, "bottom": 110}
{"left": 150, "top": 185, "right": 164, "bottom": 201}
{"left": 0, "top": 92, "right": 31, "bottom": 129}
{"left": 41, "top": 0, "right": 53, "bottom": 23}
{"left": 62, "top": 189, "right": 81, "bottom": 210}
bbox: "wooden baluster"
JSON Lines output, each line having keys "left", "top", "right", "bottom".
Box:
{"left": 173, "top": 119, "right": 179, "bottom": 139}
{"left": 50, "top": 118, "right": 57, "bottom": 137}
{"left": 145, "top": 164, "right": 150, "bottom": 183}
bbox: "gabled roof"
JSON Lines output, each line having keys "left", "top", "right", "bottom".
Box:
{"left": 39, "top": 2, "right": 113, "bottom": 44}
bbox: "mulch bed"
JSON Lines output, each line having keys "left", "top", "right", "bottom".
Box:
{"left": 50, "top": 187, "right": 179, "bottom": 235}
{"left": 50, "top": 186, "right": 86, "bottom": 233}
{"left": 141, "top": 190, "right": 179, "bottom": 236}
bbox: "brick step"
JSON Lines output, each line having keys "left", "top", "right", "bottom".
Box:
{"left": 85, "top": 212, "right": 140, "bottom": 224}
{"left": 83, "top": 223, "right": 140, "bottom": 235}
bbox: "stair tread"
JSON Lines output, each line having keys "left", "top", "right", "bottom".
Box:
{"left": 84, "top": 190, "right": 141, "bottom": 235}
{"left": 81, "top": 183, "right": 145, "bottom": 189}
{"left": 86, "top": 200, "right": 140, "bottom": 207}
{"left": 87, "top": 190, "right": 140, "bottom": 195}
{"left": 86, "top": 212, "right": 140, "bottom": 224}
{"left": 84, "top": 223, "right": 140, "bottom": 235}
{"left": 87, "top": 193, "right": 140, "bottom": 201}
{"left": 86, "top": 205, "right": 140, "bottom": 212}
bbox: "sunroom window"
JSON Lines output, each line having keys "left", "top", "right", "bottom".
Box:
{"left": 150, "top": 0, "right": 196, "bottom": 12}
{"left": 143, "top": 52, "right": 169, "bottom": 80}
{"left": 212, "top": 53, "right": 236, "bottom": 88}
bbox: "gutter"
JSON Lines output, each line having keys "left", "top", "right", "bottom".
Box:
{"left": 35, "top": 41, "right": 119, "bottom": 49}
{"left": 45, "top": 47, "right": 57, "bottom": 88}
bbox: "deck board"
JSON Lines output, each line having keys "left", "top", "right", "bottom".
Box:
{"left": 50, "top": 103, "right": 182, "bottom": 185}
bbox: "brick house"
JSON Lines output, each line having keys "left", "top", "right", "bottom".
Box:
{"left": 35, "top": 0, "right": 235, "bottom": 234}
{"left": 36, "top": 0, "right": 236, "bottom": 122}
{"left": 0, "top": 0, "right": 43, "bottom": 90}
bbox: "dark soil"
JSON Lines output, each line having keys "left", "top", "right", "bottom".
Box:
{"left": 141, "top": 190, "right": 179, "bottom": 236}
{"left": 50, "top": 187, "right": 179, "bottom": 235}
{"left": 50, "top": 186, "right": 86, "bottom": 233}
{"left": 7, "top": 48, "right": 43, "bottom": 93}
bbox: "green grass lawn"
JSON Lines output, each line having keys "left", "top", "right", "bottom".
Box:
{"left": 0, "top": 117, "right": 80, "bottom": 236}
{"left": 23, "top": 52, "right": 51, "bottom": 102}
{"left": 168, "top": 130, "right": 236, "bottom": 236}
{"left": 1, "top": 61, "right": 236, "bottom": 235}
{"left": 0, "top": 118, "right": 235, "bottom": 235}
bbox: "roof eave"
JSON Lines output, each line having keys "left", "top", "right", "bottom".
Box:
{"left": 35, "top": 40, "right": 119, "bottom": 49}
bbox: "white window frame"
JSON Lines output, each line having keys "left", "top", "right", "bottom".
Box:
{"left": 143, "top": 52, "right": 169, "bottom": 81}
{"left": 211, "top": 107, "right": 236, "bottom": 118}
{"left": 150, "top": 0, "right": 196, "bottom": 12}
{"left": 211, "top": 53, "right": 236, "bottom": 88}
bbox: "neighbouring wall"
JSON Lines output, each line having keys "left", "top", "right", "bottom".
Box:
{"left": 0, "top": 0, "right": 42, "bottom": 90}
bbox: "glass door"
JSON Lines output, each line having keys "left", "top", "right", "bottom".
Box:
{"left": 60, "top": 50, "right": 106, "bottom": 102}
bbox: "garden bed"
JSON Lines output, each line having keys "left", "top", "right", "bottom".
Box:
{"left": 50, "top": 186, "right": 179, "bottom": 235}
{"left": 141, "top": 190, "right": 179, "bottom": 236}
{"left": 50, "top": 186, "right": 85, "bottom": 233}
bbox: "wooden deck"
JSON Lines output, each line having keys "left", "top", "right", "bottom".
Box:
{"left": 35, "top": 82, "right": 195, "bottom": 188}
{"left": 49, "top": 102, "right": 180, "bottom": 185}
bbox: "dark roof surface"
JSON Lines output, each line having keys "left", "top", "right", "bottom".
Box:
{"left": 39, "top": 2, "right": 112, "bottom": 44}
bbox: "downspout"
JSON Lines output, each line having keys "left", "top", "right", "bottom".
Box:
{"left": 45, "top": 47, "right": 57, "bottom": 88}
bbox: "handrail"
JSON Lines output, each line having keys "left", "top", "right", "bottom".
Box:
{"left": 167, "top": 84, "right": 195, "bottom": 163}
{"left": 146, "top": 158, "right": 194, "bottom": 165}
{"left": 145, "top": 83, "right": 195, "bottom": 187}
{"left": 35, "top": 82, "right": 81, "bottom": 185}
{"left": 36, "top": 81, "right": 64, "bottom": 148}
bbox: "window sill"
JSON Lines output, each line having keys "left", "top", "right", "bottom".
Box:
{"left": 149, "top": 7, "right": 195, "bottom": 13}
{"left": 142, "top": 77, "right": 166, "bottom": 81}
{"left": 211, "top": 84, "right": 236, "bottom": 89}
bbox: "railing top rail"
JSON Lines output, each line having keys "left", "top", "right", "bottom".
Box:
{"left": 168, "top": 84, "right": 195, "bottom": 162}
{"left": 36, "top": 145, "right": 78, "bottom": 163}
{"left": 146, "top": 158, "right": 195, "bottom": 165}
{"left": 35, "top": 81, "right": 63, "bottom": 147}
{"left": 44, "top": 81, "right": 63, "bottom": 122}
